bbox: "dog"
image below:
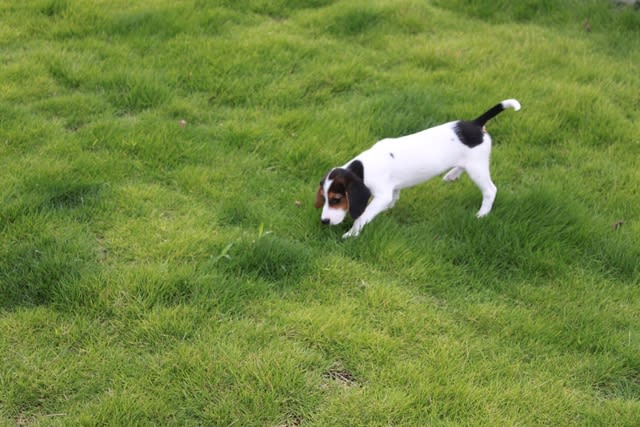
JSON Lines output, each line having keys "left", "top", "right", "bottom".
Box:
{"left": 314, "top": 99, "right": 521, "bottom": 238}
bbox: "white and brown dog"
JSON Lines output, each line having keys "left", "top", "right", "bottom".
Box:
{"left": 315, "top": 99, "right": 521, "bottom": 238}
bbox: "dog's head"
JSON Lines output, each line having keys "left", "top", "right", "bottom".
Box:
{"left": 315, "top": 161, "right": 370, "bottom": 226}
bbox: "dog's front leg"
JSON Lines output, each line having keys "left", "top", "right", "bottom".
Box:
{"left": 342, "top": 193, "right": 394, "bottom": 238}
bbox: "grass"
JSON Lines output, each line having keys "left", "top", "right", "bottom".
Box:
{"left": 1, "top": 0, "right": 639, "bottom": 425}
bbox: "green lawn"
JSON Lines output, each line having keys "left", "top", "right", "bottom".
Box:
{"left": 1, "top": 0, "right": 639, "bottom": 425}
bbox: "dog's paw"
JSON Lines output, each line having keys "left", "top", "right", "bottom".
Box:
{"left": 342, "top": 229, "right": 359, "bottom": 239}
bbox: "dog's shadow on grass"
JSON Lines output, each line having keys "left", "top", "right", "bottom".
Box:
{"left": 325, "top": 186, "right": 638, "bottom": 286}
{"left": 428, "top": 188, "right": 638, "bottom": 283}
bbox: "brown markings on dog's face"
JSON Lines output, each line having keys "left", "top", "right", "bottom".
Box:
{"left": 325, "top": 174, "right": 349, "bottom": 213}
{"left": 316, "top": 172, "right": 350, "bottom": 227}
{"left": 316, "top": 164, "right": 370, "bottom": 226}
{"left": 326, "top": 190, "right": 348, "bottom": 212}
{"left": 315, "top": 178, "right": 349, "bottom": 213}
{"left": 315, "top": 173, "right": 350, "bottom": 211}
{"left": 314, "top": 185, "right": 324, "bottom": 208}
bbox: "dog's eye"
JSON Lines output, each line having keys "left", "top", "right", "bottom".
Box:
{"left": 329, "top": 197, "right": 342, "bottom": 206}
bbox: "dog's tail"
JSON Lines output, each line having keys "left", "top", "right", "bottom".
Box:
{"left": 473, "top": 99, "right": 521, "bottom": 127}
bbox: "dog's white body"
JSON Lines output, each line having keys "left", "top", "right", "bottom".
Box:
{"left": 319, "top": 99, "right": 521, "bottom": 238}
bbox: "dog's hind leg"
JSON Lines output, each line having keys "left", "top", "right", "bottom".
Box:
{"left": 443, "top": 167, "right": 465, "bottom": 182}
{"left": 465, "top": 165, "right": 497, "bottom": 218}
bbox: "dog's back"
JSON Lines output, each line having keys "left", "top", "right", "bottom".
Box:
{"left": 352, "top": 122, "right": 486, "bottom": 191}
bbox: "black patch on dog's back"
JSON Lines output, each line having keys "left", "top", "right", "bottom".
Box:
{"left": 453, "top": 120, "right": 484, "bottom": 148}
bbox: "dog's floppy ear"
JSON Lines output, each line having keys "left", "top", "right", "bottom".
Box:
{"left": 347, "top": 176, "right": 371, "bottom": 219}
{"left": 314, "top": 185, "right": 324, "bottom": 208}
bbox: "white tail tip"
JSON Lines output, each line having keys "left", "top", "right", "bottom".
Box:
{"left": 502, "top": 99, "right": 521, "bottom": 111}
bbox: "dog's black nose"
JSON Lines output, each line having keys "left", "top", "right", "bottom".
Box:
{"left": 321, "top": 218, "right": 330, "bottom": 225}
